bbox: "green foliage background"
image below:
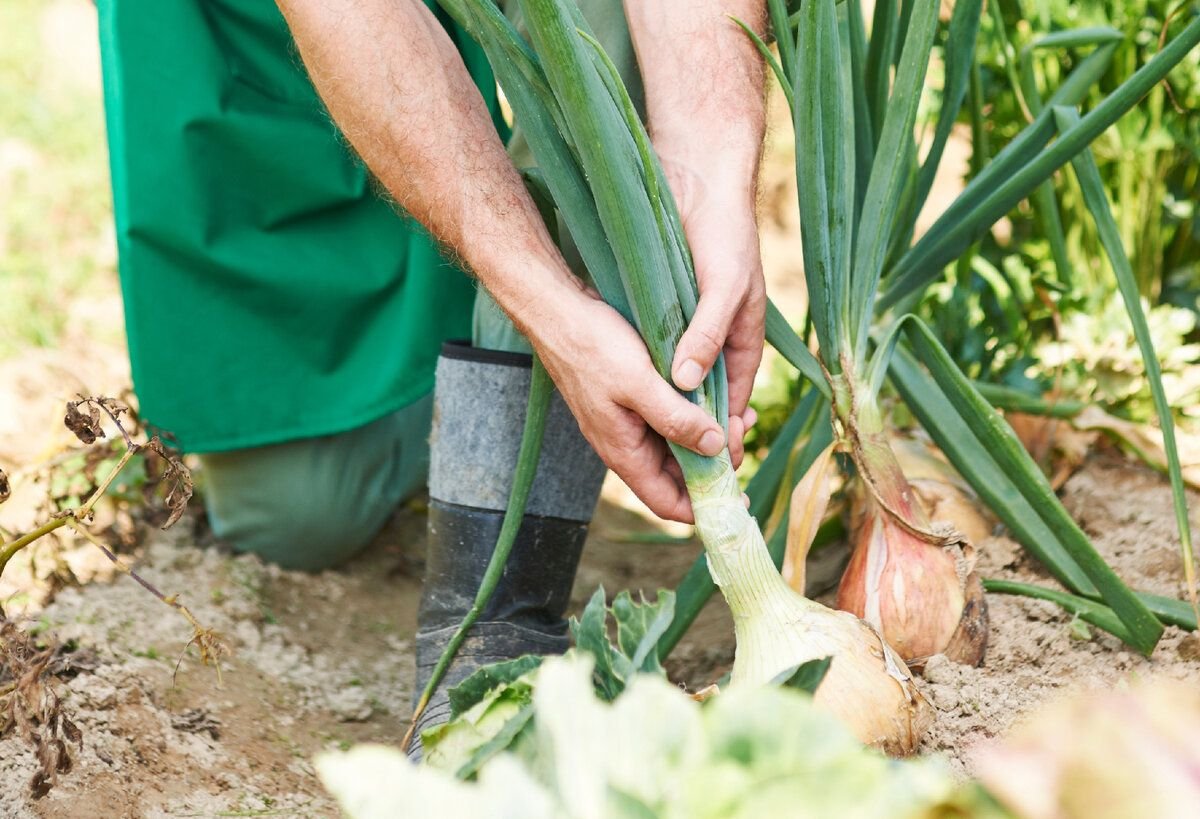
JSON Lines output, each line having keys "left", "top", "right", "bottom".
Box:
{"left": 0, "top": 0, "right": 114, "bottom": 359}
{"left": 917, "top": 0, "right": 1200, "bottom": 420}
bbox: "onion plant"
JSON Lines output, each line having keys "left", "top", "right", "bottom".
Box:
{"left": 417, "top": 0, "right": 1200, "bottom": 751}
{"left": 699, "top": 0, "right": 1199, "bottom": 663}
{"left": 430, "top": 0, "right": 932, "bottom": 754}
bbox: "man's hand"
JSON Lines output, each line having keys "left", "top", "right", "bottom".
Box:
{"left": 278, "top": 0, "right": 767, "bottom": 523}
{"left": 523, "top": 286, "right": 727, "bottom": 524}
{"left": 661, "top": 155, "right": 766, "bottom": 471}
{"left": 627, "top": 1, "right": 769, "bottom": 474}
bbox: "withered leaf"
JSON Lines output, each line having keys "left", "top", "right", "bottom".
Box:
{"left": 2, "top": 614, "right": 82, "bottom": 799}
{"left": 54, "top": 739, "right": 72, "bottom": 773}
{"left": 64, "top": 400, "right": 104, "bottom": 445}
{"left": 30, "top": 771, "right": 51, "bottom": 800}
{"left": 61, "top": 716, "right": 82, "bottom": 748}
{"left": 171, "top": 708, "right": 221, "bottom": 740}
{"left": 46, "top": 645, "right": 100, "bottom": 679}
{"left": 147, "top": 438, "right": 194, "bottom": 529}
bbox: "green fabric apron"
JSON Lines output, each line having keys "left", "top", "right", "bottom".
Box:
{"left": 96, "top": 0, "right": 501, "bottom": 453}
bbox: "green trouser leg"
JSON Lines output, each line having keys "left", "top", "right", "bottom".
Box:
{"left": 199, "top": 396, "right": 433, "bottom": 572}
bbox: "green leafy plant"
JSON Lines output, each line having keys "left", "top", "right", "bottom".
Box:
{"left": 983, "top": 0, "right": 1200, "bottom": 304}
{"left": 322, "top": 655, "right": 997, "bottom": 819}
{"left": 661, "top": 0, "right": 1200, "bottom": 665}
{"left": 1029, "top": 295, "right": 1200, "bottom": 429}
{"left": 919, "top": 1, "right": 1200, "bottom": 405}
{"left": 421, "top": 587, "right": 675, "bottom": 774}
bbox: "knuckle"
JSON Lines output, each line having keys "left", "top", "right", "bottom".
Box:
{"left": 686, "top": 322, "right": 725, "bottom": 359}
{"left": 658, "top": 405, "right": 690, "bottom": 442}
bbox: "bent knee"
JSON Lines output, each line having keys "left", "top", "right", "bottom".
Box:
{"left": 200, "top": 451, "right": 393, "bottom": 572}
{"left": 236, "top": 497, "right": 383, "bottom": 570}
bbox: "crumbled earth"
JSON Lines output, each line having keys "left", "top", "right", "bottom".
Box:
{"left": 2, "top": 450, "right": 1198, "bottom": 814}
{"left": 918, "top": 449, "right": 1200, "bottom": 775}
{"left": 0, "top": 484, "right": 733, "bottom": 817}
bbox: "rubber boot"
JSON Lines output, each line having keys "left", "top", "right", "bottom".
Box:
{"left": 409, "top": 342, "right": 606, "bottom": 759}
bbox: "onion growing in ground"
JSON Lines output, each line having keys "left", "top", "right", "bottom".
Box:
{"left": 693, "top": 457, "right": 933, "bottom": 755}
{"left": 836, "top": 416, "right": 989, "bottom": 668}
{"left": 890, "top": 434, "right": 996, "bottom": 546}
{"left": 437, "top": 0, "right": 935, "bottom": 755}
{"left": 782, "top": 397, "right": 989, "bottom": 670}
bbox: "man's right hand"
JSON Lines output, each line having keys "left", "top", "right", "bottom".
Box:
{"left": 524, "top": 286, "right": 730, "bottom": 524}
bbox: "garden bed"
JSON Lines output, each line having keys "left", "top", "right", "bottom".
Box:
{"left": 1, "top": 450, "right": 1196, "bottom": 816}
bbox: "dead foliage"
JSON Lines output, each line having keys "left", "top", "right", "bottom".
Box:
{"left": 143, "top": 436, "right": 193, "bottom": 530}
{"left": 0, "top": 615, "right": 83, "bottom": 799}
{"left": 171, "top": 708, "right": 221, "bottom": 740}
{"left": 0, "top": 396, "right": 225, "bottom": 798}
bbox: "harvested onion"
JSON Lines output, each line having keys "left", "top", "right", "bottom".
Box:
{"left": 693, "top": 463, "right": 933, "bottom": 755}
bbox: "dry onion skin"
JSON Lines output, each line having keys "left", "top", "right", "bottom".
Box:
{"left": 837, "top": 431, "right": 988, "bottom": 669}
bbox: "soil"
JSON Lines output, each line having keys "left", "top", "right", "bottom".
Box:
{"left": 0, "top": 473, "right": 737, "bottom": 817}
{"left": 919, "top": 452, "right": 1200, "bottom": 773}
{"left": 2, "top": 438, "right": 1198, "bottom": 815}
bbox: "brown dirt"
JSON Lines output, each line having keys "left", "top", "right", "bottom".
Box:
{"left": 2, "top": 450, "right": 1197, "bottom": 814}
{"left": 0, "top": 483, "right": 734, "bottom": 817}
{"left": 918, "top": 450, "right": 1200, "bottom": 775}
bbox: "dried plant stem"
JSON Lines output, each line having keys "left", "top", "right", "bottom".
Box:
{"left": 66, "top": 521, "right": 224, "bottom": 684}
{"left": 75, "top": 446, "right": 135, "bottom": 520}
{"left": 0, "top": 419, "right": 224, "bottom": 682}
{"left": 0, "top": 445, "right": 134, "bottom": 577}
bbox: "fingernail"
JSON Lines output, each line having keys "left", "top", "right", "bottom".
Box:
{"left": 699, "top": 429, "right": 724, "bottom": 456}
{"left": 742, "top": 492, "right": 751, "bottom": 508}
{"left": 744, "top": 407, "right": 758, "bottom": 429}
{"left": 676, "top": 358, "right": 705, "bottom": 390}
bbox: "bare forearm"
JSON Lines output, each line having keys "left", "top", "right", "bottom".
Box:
{"left": 275, "top": 0, "right": 585, "bottom": 333}
{"left": 275, "top": 0, "right": 738, "bottom": 521}
{"left": 625, "top": 1, "right": 767, "bottom": 189}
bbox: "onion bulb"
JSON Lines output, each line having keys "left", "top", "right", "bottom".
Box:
{"left": 890, "top": 435, "right": 995, "bottom": 546}
{"left": 691, "top": 461, "right": 933, "bottom": 756}
{"left": 836, "top": 430, "right": 988, "bottom": 669}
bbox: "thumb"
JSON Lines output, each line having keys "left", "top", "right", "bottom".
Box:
{"left": 671, "top": 287, "right": 737, "bottom": 392}
{"left": 624, "top": 373, "right": 726, "bottom": 457}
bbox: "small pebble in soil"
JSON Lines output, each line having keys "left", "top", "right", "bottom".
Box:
{"left": 68, "top": 674, "right": 118, "bottom": 709}
{"left": 931, "top": 686, "right": 960, "bottom": 713}
{"left": 1178, "top": 633, "right": 1200, "bottom": 662}
{"left": 922, "top": 653, "right": 958, "bottom": 685}
{"left": 328, "top": 686, "right": 373, "bottom": 722}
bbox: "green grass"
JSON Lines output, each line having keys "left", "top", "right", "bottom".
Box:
{"left": 0, "top": 0, "right": 112, "bottom": 359}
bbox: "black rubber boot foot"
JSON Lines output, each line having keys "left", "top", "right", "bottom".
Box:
{"left": 408, "top": 343, "right": 602, "bottom": 762}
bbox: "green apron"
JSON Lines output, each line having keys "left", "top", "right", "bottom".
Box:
{"left": 96, "top": 0, "right": 502, "bottom": 453}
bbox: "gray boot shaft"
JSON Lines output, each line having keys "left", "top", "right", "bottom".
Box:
{"left": 410, "top": 342, "right": 606, "bottom": 757}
